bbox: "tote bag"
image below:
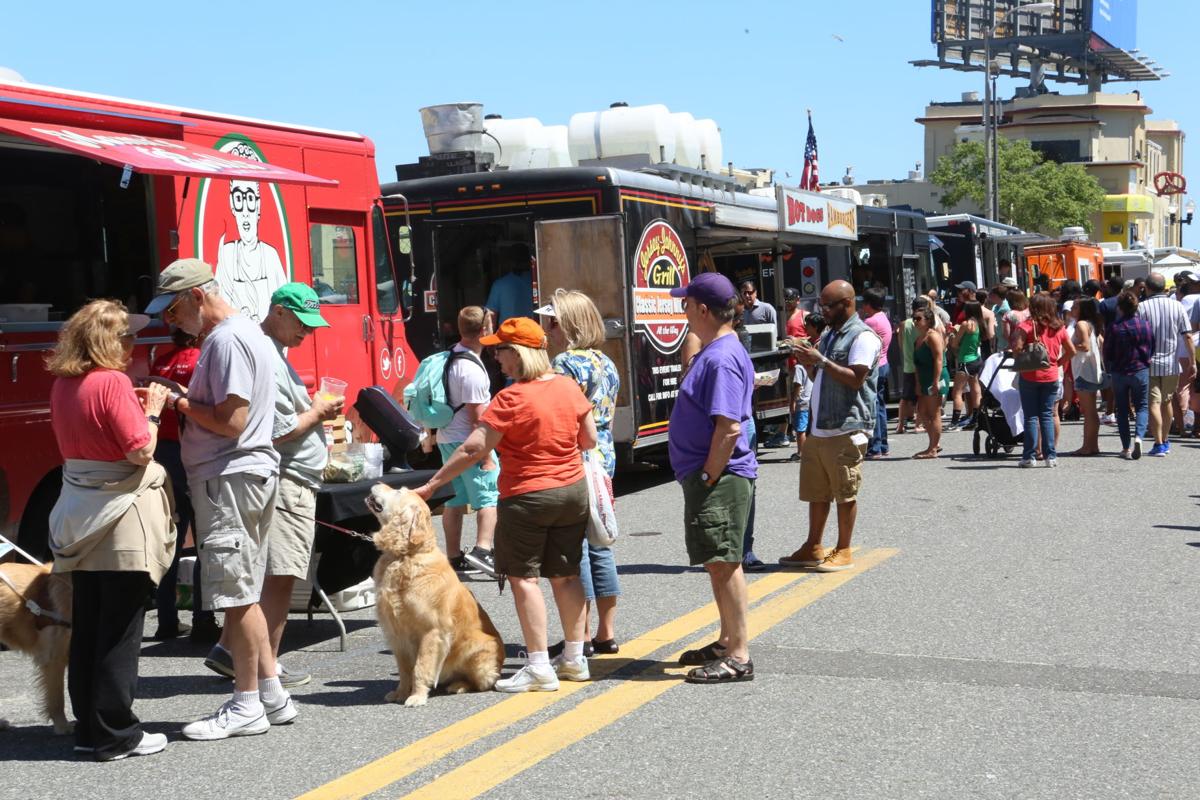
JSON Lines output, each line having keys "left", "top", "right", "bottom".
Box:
{"left": 583, "top": 452, "right": 618, "bottom": 548}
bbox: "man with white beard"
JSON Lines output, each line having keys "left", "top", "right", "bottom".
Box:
{"left": 144, "top": 258, "right": 286, "bottom": 740}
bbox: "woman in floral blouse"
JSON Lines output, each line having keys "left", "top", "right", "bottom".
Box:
{"left": 539, "top": 289, "right": 622, "bottom": 656}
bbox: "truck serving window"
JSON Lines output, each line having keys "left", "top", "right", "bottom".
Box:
{"left": 309, "top": 223, "right": 358, "bottom": 304}
{"left": 0, "top": 146, "right": 153, "bottom": 325}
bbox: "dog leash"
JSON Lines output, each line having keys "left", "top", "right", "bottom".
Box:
{"left": 0, "top": 568, "right": 71, "bottom": 628}
{"left": 273, "top": 506, "right": 379, "bottom": 543}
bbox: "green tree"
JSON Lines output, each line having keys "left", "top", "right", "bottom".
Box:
{"left": 929, "top": 139, "right": 1106, "bottom": 235}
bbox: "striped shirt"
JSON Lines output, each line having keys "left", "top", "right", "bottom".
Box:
{"left": 1136, "top": 294, "right": 1190, "bottom": 377}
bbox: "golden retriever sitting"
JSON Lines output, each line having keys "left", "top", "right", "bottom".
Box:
{"left": 0, "top": 562, "right": 72, "bottom": 734}
{"left": 367, "top": 484, "right": 504, "bottom": 706}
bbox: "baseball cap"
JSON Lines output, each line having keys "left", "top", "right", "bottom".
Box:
{"left": 144, "top": 258, "right": 215, "bottom": 315}
{"left": 1001, "top": 277, "right": 1019, "bottom": 287}
{"left": 784, "top": 287, "right": 801, "bottom": 301}
{"left": 271, "top": 283, "right": 330, "bottom": 328}
{"left": 533, "top": 303, "right": 556, "bottom": 317}
{"left": 1177, "top": 270, "right": 1199, "bottom": 284}
{"left": 668, "top": 272, "right": 737, "bottom": 307}
{"left": 479, "top": 317, "right": 547, "bottom": 348}
{"left": 954, "top": 280, "right": 978, "bottom": 292}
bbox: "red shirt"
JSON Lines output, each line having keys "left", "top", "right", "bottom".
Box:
{"left": 149, "top": 345, "right": 200, "bottom": 441}
{"left": 50, "top": 369, "right": 150, "bottom": 461}
{"left": 1016, "top": 319, "right": 1070, "bottom": 383}
{"left": 785, "top": 309, "right": 808, "bottom": 369}
{"left": 480, "top": 375, "right": 593, "bottom": 498}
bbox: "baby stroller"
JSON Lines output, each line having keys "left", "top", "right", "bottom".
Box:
{"left": 972, "top": 352, "right": 1022, "bottom": 457}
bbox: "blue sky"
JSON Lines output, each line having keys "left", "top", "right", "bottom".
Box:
{"left": 1, "top": 1, "right": 1193, "bottom": 188}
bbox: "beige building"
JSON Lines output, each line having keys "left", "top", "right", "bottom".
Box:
{"left": 852, "top": 90, "right": 1187, "bottom": 247}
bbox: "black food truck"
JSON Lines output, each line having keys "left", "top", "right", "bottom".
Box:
{"left": 925, "top": 214, "right": 1028, "bottom": 300}
{"left": 380, "top": 165, "right": 861, "bottom": 465}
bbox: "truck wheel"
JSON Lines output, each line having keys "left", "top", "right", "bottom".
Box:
{"left": 16, "top": 469, "right": 61, "bottom": 563}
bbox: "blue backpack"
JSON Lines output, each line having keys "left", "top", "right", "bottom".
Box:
{"left": 403, "top": 349, "right": 486, "bottom": 429}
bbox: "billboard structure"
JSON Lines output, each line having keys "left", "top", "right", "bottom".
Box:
{"left": 915, "top": 0, "right": 1164, "bottom": 89}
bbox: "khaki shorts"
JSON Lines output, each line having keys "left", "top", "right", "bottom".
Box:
{"left": 1149, "top": 374, "right": 1180, "bottom": 405}
{"left": 681, "top": 472, "right": 753, "bottom": 566}
{"left": 799, "top": 434, "right": 867, "bottom": 505}
{"left": 495, "top": 479, "right": 588, "bottom": 579}
{"left": 190, "top": 472, "right": 278, "bottom": 611}
{"left": 266, "top": 476, "right": 317, "bottom": 580}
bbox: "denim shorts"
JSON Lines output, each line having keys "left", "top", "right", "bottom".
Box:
{"left": 579, "top": 539, "right": 620, "bottom": 601}
{"left": 437, "top": 443, "right": 499, "bottom": 509}
{"left": 793, "top": 408, "right": 810, "bottom": 435}
{"left": 1074, "top": 376, "right": 1104, "bottom": 392}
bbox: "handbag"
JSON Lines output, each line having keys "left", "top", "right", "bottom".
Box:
{"left": 1013, "top": 320, "right": 1051, "bottom": 372}
{"left": 583, "top": 451, "right": 618, "bottom": 548}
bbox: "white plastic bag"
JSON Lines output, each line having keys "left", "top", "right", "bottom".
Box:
{"left": 583, "top": 452, "right": 618, "bottom": 548}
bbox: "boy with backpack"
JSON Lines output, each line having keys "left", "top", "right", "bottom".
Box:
{"left": 405, "top": 306, "right": 499, "bottom": 575}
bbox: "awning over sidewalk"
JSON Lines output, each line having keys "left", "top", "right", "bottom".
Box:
{"left": 0, "top": 119, "right": 337, "bottom": 186}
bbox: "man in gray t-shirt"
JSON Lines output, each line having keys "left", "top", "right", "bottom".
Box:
{"left": 739, "top": 280, "right": 778, "bottom": 328}
{"left": 144, "top": 258, "right": 288, "bottom": 741}
{"left": 258, "top": 284, "right": 343, "bottom": 686}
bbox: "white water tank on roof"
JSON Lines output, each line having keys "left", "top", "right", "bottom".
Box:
{"left": 671, "top": 112, "right": 702, "bottom": 169}
{"left": 482, "top": 117, "right": 544, "bottom": 168}
{"left": 694, "top": 118, "right": 722, "bottom": 173}
{"left": 1061, "top": 226, "right": 1088, "bottom": 241}
{"left": 824, "top": 187, "right": 863, "bottom": 205}
{"left": 568, "top": 103, "right": 676, "bottom": 165}
{"left": 543, "top": 125, "right": 571, "bottom": 167}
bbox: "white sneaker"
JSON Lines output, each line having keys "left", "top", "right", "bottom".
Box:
{"left": 1045, "top": 457, "right": 1059, "bottom": 468}
{"left": 263, "top": 694, "right": 298, "bottom": 725}
{"left": 1102, "top": 413, "right": 1116, "bottom": 425}
{"left": 494, "top": 664, "right": 559, "bottom": 693}
{"left": 181, "top": 701, "right": 270, "bottom": 741}
{"left": 1019, "top": 458, "right": 1034, "bottom": 468}
{"left": 1120, "top": 449, "right": 1132, "bottom": 460}
{"left": 96, "top": 731, "right": 168, "bottom": 761}
{"left": 551, "top": 655, "right": 590, "bottom": 682}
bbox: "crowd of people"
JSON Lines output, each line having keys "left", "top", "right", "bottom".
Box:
{"left": 37, "top": 250, "right": 1199, "bottom": 759}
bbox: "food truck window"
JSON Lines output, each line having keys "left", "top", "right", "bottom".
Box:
{"left": 852, "top": 233, "right": 894, "bottom": 298}
{"left": 309, "top": 223, "right": 358, "bottom": 304}
{"left": 371, "top": 205, "right": 399, "bottom": 316}
{"left": 430, "top": 219, "right": 533, "bottom": 344}
{"left": 0, "top": 147, "right": 153, "bottom": 325}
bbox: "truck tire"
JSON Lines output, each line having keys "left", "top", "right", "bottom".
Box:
{"left": 17, "top": 469, "right": 61, "bottom": 563}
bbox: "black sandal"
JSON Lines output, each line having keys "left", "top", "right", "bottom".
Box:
{"left": 685, "top": 656, "right": 754, "bottom": 684}
{"left": 591, "top": 638, "right": 620, "bottom": 655}
{"left": 678, "top": 641, "right": 726, "bottom": 666}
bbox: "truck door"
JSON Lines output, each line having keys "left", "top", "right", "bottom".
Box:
{"left": 308, "top": 210, "right": 373, "bottom": 401}
{"left": 532, "top": 216, "right": 632, "bottom": 442}
{"left": 368, "top": 202, "right": 416, "bottom": 393}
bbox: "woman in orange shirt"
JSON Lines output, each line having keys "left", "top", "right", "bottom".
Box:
{"left": 416, "top": 318, "right": 598, "bottom": 694}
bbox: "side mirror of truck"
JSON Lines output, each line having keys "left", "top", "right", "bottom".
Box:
{"left": 397, "top": 225, "right": 413, "bottom": 255}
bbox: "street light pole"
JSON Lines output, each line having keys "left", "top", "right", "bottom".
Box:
{"left": 1169, "top": 199, "right": 1196, "bottom": 248}
{"left": 983, "top": 28, "right": 994, "bottom": 223}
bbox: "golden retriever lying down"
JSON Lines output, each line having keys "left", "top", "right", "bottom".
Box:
{"left": 367, "top": 484, "right": 504, "bottom": 706}
{"left": 0, "top": 562, "right": 72, "bottom": 733}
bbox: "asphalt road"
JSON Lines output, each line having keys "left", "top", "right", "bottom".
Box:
{"left": 2, "top": 418, "right": 1198, "bottom": 799}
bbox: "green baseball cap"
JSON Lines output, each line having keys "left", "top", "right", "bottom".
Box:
{"left": 271, "top": 283, "right": 330, "bottom": 328}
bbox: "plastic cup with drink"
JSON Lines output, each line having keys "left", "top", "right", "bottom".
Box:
{"left": 318, "top": 377, "right": 347, "bottom": 403}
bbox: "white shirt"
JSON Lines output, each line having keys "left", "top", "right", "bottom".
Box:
{"left": 809, "top": 328, "right": 882, "bottom": 439}
{"left": 436, "top": 344, "right": 491, "bottom": 444}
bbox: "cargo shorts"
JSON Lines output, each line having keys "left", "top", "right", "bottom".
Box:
{"left": 265, "top": 475, "right": 317, "bottom": 580}
{"left": 494, "top": 478, "right": 588, "bottom": 579}
{"left": 799, "top": 433, "right": 867, "bottom": 505}
{"left": 190, "top": 472, "right": 278, "bottom": 611}
{"left": 681, "top": 472, "right": 753, "bottom": 566}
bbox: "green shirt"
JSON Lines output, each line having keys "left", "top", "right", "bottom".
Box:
{"left": 901, "top": 319, "right": 919, "bottom": 373}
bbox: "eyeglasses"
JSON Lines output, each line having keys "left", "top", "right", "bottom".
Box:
{"left": 119, "top": 331, "right": 135, "bottom": 340}
{"left": 741, "top": 289, "right": 756, "bottom": 296}
{"left": 231, "top": 188, "right": 260, "bottom": 212}
{"left": 819, "top": 298, "right": 849, "bottom": 311}
{"left": 163, "top": 290, "right": 189, "bottom": 319}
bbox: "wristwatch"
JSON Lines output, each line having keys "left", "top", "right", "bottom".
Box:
{"left": 814, "top": 355, "right": 829, "bottom": 370}
{"left": 147, "top": 414, "right": 161, "bottom": 426}
{"left": 701, "top": 471, "right": 718, "bottom": 486}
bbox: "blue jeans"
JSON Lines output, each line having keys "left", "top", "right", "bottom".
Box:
{"left": 1018, "top": 378, "right": 1059, "bottom": 461}
{"left": 1111, "top": 370, "right": 1150, "bottom": 450}
{"left": 868, "top": 363, "right": 890, "bottom": 456}
{"left": 742, "top": 418, "right": 757, "bottom": 557}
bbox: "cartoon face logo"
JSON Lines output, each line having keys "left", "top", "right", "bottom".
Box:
{"left": 193, "top": 137, "right": 292, "bottom": 324}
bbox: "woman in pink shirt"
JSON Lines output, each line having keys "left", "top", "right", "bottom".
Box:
{"left": 1011, "top": 293, "right": 1076, "bottom": 467}
{"left": 862, "top": 289, "right": 893, "bottom": 459}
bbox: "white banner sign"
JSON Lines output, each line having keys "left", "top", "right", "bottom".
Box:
{"left": 776, "top": 186, "right": 858, "bottom": 241}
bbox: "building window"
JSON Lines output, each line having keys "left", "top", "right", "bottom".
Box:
{"left": 1031, "top": 140, "right": 1083, "bottom": 163}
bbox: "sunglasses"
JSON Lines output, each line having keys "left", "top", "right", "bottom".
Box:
{"left": 164, "top": 289, "right": 190, "bottom": 318}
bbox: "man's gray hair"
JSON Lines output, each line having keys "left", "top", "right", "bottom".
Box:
{"left": 201, "top": 279, "right": 221, "bottom": 296}
{"left": 1146, "top": 272, "right": 1166, "bottom": 294}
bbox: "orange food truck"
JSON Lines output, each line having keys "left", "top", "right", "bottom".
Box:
{"left": 1024, "top": 235, "right": 1105, "bottom": 291}
{"left": 0, "top": 79, "right": 417, "bottom": 558}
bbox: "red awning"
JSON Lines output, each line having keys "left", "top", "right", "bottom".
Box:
{"left": 0, "top": 119, "right": 338, "bottom": 186}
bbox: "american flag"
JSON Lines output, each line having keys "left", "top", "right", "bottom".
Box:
{"left": 800, "top": 113, "right": 819, "bottom": 192}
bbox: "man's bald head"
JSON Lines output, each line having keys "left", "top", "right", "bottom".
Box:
{"left": 819, "top": 280, "right": 856, "bottom": 326}
{"left": 1146, "top": 272, "right": 1167, "bottom": 295}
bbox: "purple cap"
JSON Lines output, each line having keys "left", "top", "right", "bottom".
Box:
{"left": 669, "top": 272, "right": 737, "bottom": 307}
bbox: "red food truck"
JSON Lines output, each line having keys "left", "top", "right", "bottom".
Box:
{"left": 0, "top": 79, "right": 417, "bottom": 558}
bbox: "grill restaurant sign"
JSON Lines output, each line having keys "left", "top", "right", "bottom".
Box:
{"left": 776, "top": 186, "right": 858, "bottom": 241}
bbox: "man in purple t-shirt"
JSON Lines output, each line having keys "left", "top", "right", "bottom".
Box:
{"left": 667, "top": 272, "right": 757, "bottom": 684}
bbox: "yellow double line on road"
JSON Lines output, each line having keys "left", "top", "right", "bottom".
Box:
{"left": 296, "top": 548, "right": 897, "bottom": 800}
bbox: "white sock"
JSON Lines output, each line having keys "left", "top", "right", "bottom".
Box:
{"left": 527, "top": 650, "right": 550, "bottom": 668}
{"left": 563, "top": 641, "right": 585, "bottom": 661}
{"left": 232, "top": 690, "right": 262, "bottom": 715}
{"left": 259, "top": 676, "right": 285, "bottom": 705}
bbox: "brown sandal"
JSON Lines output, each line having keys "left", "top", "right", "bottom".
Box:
{"left": 685, "top": 656, "right": 754, "bottom": 684}
{"left": 679, "top": 641, "right": 726, "bottom": 666}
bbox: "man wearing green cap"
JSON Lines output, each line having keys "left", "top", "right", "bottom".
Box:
{"left": 256, "top": 283, "right": 342, "bottom": 689}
